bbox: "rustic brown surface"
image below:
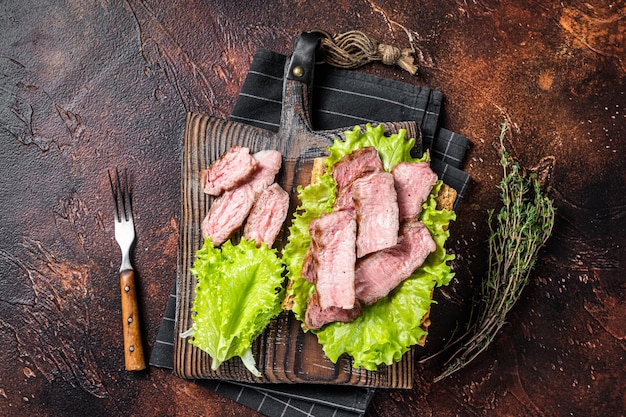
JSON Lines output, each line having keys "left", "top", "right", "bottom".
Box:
{"left": 0, "top": 0, "right": 624, "bottom": 416}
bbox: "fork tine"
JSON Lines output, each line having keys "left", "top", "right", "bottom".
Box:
{"left": 109, "top": 169, "right": 120, "bottom": 222}
{"left": 122, "top": 168, "right": 133, "bottom": 222}
{"left": 111, "top": 167, "right": 133, "bottom": 222}
{"left": 115, "top": 167, "right": 126, "bottom": 221}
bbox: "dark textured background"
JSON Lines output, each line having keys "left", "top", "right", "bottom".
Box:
{"left": 0, "top": 0, "right": 624, "bottom": 416}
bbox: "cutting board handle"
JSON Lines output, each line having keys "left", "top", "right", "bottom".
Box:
{"left": 272, "top": 33, "right": 329, "bottom": 159}
{"left": 280, "top": 32, "right": 320, "bottom": 136}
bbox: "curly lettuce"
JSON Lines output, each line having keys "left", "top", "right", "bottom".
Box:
{"left": 283, "top": 123, "right": 456, "bottom": 370}
{"left": 182, "top": 238, "right": 285, "bottom": 376}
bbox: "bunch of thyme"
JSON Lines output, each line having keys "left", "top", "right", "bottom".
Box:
{"left": 435, "top": 121, "right": 555, "bottom": 382}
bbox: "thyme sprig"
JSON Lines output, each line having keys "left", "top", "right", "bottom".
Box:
{"left": 434, "top": 121, "right": 555, "bottom": 382}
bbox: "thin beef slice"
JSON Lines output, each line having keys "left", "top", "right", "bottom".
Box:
{"left": 201, "top": 146, "right": 257, "bottom": 196}
{"left": 392, "top": 161, "right": 438, "bottom": 219}
{"left": 201, "top": 184, "right": 256, "bottom": 245}
{"left": 355, "top": 219, "right": 436, "bottom": 306}
{"left": 304, "top": 210, "right": 357, "bottom": 310}
{"left": 351, "top": 170, "right": 399, "bottom": 258}
{"left": 249, "top": 150, "right": 282, "bottom": 194}
{"left": 243, "top": 183, "right": 290, "bottom": 247}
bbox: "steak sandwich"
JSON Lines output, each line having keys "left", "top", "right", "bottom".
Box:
{"left": 282, "top": 124, "right": 456, "bottom": 371}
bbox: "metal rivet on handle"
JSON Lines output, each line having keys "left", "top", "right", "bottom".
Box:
{"left": 127, "top": 317, "right": 133, "bottom": 324}
{"left": 129, "top": 345, "right": 135, "bottom": 352}
{"left": 124, "top": 285, "right": 130, "bottom": 292}
{"left": 292, "top": 65, "right": 304, "bottom": 78}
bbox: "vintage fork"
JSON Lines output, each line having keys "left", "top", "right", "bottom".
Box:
{"left": 109, "top": 168, "right": 146, "bottom": 371}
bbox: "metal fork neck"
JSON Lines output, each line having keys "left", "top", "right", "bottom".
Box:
{"left": 119, "top": 253, "right": 133, "bottom": 273}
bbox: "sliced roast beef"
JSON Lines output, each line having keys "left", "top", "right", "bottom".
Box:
{"left": 333, "top": 181, "right": 356, "bottom": 214}
{"left": 301, "top": 250, "right": 317, "bottom": 284}
{"left": 201, "top": 149, "right": 284, "bottom": 246}
{"left": 201, "top": 146, "right": 257, "bottom": 196}
{"left": 304, "top": 210, "right": 357, "bottom": 309}
{"left": 355, "top": 219, "right": 436, "bottom": 306}
{"left": 201, "top": 183, "right": 256, "bottom": 245}
{"left": 352, "top": 170, "right": 399, "bottom": 258}
{"left": 331, "top": 146, "right": 382, "bottom": 192}
{"left": 249, "top": 150, "right": 282, "bottom": 194}
{"left": 392, "top": 162, "right": 438, "bottom": 219}
{"left": 243, "top": 183, "right": 290, "bottom": 247}
{"left": 304, "top": 292, "right": 362, "bottom": 330}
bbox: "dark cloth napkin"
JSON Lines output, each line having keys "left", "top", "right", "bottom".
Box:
{"left": 150, "top": 48, "right": 471, "bottom": 417}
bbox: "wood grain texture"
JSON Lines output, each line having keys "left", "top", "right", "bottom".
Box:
{"left": 119, "top": 269, "right": 146, "bottom": 371}
{"left": 174, "top": 69, "right": 421, "bottom": 387}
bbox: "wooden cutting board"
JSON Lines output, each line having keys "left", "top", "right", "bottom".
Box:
{"left": 173, "top": 65, "right": 421, "bottom": 388}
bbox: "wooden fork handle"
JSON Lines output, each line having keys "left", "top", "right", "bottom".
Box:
{"left": 119, "top": 269, "right": 146, "bottom": 371}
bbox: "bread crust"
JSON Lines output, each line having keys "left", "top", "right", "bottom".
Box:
{"left": 310, "top": 157, "right": 326, "bottom": 183}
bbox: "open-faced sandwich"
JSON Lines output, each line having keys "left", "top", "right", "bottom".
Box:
{"left": 282, "top": 124, "right": 456, "bottom": 370}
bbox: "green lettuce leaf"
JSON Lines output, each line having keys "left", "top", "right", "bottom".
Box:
{"left": 283, "top": 123, "right": 456, "bottom": 370}
{"left": 281, "top": 173, "right": 336, "bottom": 320}
{"left": 325, "top": 124, "right": 425, "bottom": 171}
{"left": 182, "top": 238, "right": 285, "bottom": 376}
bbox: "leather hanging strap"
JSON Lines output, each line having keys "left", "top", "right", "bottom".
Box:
{"left": 287, "top": 32, "right": 321, "bottom": 83}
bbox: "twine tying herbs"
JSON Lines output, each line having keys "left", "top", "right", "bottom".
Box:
{"left": 311, "top": 30, "right": 418, "bottom": 75}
